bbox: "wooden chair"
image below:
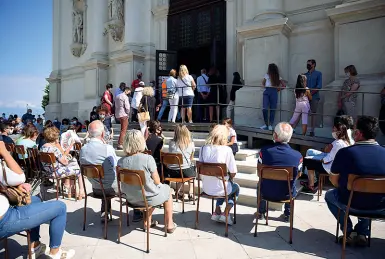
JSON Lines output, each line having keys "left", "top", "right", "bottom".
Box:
{"left": 254, "top": 166, "right": 295, "bottom": 244}
{"left": 195, "top": 161, "right": 236, "bottom": 237}
{"left": 116, "top": 167, "right": 167, "bottom": 253}
{"left": 39, "top": 152, "right": 78, "bottom": 200}
{"left": 80, "top": 164, "right": 117, "bottom": 239}
{"left": 143, "top": 150, "right": 152, "bottom": 155}
{"left": 73, "top": 142, "right": 82, "bottom": 160}
{"left": 1, "top": 231, "right": 31, "bottom": 259}
{"left": 160, "top": 151, "right": 195, "bottom": 213}
{"left": 317, "top": 172, "right": 329, "bottom": 201}
{"left": 15, "top": 145, "right": 31, "bottom": 179}
{"left": 27, "top": 148, "right": 41, "bottom": 179}
{"left": 336, "top": 174, "right": 385, "bottom": 259}
{"left": 4, "top": 143, "right": 15, "bottom": 154}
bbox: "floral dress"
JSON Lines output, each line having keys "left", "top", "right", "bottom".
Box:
{"left": 40, "top": 145, "right": 80, "bottom": 178}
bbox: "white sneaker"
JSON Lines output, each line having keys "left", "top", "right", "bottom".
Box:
{"left": 219, "top": 214, "right": 233, "bottom": 225}
{"left": 31, "top": 243, "right": 47, "bottom": 259}
{"left": 268, "top": 125, "right": 273, "bottom": 131}
{"left": 211, "top": 213, "right": 221, "bottom": 222}
{"left": 48, "top": 249, "right": 76, "bottom": 259}
{"left": 260, "top": 125, "right": 268, "bottom": 130}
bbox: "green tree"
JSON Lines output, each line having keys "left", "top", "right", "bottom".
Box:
{"left": 42, "top": 84, "right": 49, "bottom": 110}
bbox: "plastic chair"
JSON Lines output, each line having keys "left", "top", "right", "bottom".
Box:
{"left": 254, "top": 166, "right": 295, "bottom": 244}
{"left": 116, "top": 167, "right": 167, "bottom": 253}
{"left": 336, "top": 174, "right": 385, "bottom": 259}
{"left": 195, "top": 161, "right": 236, "bottom": 237}
{"left": 160, "top": 151, "right": 195, "bottom": 213}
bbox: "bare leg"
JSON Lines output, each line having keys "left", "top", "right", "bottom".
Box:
{"left": 144, "top": 207, "right": 156, "bottom": 227}
{"left": 164, "top": 192, "right": 175, "bottom": 228}
{"left": 302, "top": 124, "right": 308, "bottom": 136}
{"left": 187, "top": 108, "right": 193, "bottom": 122}
{"left": 181, "top": 108, "right": 186, "bottom": 123}
{"left": 209, "top": 106, "right": 214, "bottom": 122}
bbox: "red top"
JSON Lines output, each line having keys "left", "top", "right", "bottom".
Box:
{"left": 131, "top": 79, "right": 141, "bottom": 89}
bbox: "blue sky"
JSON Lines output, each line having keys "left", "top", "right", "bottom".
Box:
{"left": 0, "top": 0, "right": 52, "bottom": 117}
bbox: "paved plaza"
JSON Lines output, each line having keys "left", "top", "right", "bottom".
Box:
{"left": 2, "top": 184, "right": 384, "bottom": 259}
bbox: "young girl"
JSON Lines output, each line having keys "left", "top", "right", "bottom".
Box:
{"left": 223, "top": 118, "right": 238, "bottom": 156}
{"left": 289, "top": 74, "right": 312, "bottom": 135}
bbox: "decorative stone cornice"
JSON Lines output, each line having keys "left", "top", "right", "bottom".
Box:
{"left": 237, "top": 18, "right": 293, "bottom": 38}
{"left": 291, "top": 19, "right": 333, "bottom": 35}
{"left": 152, "top": 4, "right": 169, "bottom": 19}
{"left": 326, "top": 0, "right": 385, "bottom": 25}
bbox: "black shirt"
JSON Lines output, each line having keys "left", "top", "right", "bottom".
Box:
{"left": 1, "top": 135, "right": 14, "bottom": 145}
{"left": 146, "top": 134, "right": 163, "bottom": 165}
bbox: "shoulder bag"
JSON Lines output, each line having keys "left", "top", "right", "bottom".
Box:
{"left": 0, "top": 160, "right": 31, "bottom": 206}
{"left": 178, "top": 144, "right": 196, "bottom": 172}
{"left": 137, "top": 96, "right": 150, "bottom": 123}
{"left": 182, "top": 77, "right": 196, "bottom": 91}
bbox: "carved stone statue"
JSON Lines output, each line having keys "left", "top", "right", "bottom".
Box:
{"left": 105, "top": 0, "right": 125, "bottom": 42}
{"left": 72, "top": 10, "right": 83, "bottom": 43}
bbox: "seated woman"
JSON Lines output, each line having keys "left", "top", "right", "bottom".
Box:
{"left": 118, "top": 129, "right": 177, "bottom": 233}
{"left": 199, "top": 125, "right": 240, "bottom": 225}
{"left": 0, "top": 139, "right": 75, "bottom": 259}
{"left": 301, "top": 116, "right": 352, "bottom": 192}
{"left": 40, "top": 127, "right": 85, "bottom": 199}
{"left": 166, "top": 124, "right": 196, "bottom": 200}
{"left": 222, "top": 118, "right": 238, "bottom": 156}
{"left": 15, "top": 124, "right": 39, "bottom": 159}
{"left": 60, "top": 125, "right": 82, "bottom": 151}
{"left": 145, "top": 120, "right": 164, "bottom": 171}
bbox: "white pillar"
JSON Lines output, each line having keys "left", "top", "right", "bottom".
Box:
{"left": 124, "top": 0, "right": 144, "bottom": 46}
{"left": 255, "top": 0, "right": 284, "bottom": 20}
{"left": 52, "top": 0, "right": 61, "bottom": 71}
{"left": 226, "top": 0, "right": 236, "bottom": 86}
{"left": 89, "top": 0, "right": 108, "bottom": 54}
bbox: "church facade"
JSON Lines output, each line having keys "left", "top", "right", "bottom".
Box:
{"left": 46, "top": 0, "right": 385, "bottom": 131}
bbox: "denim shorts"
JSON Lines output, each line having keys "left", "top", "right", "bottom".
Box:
{"left": 180, "top": 96, "right": 194, "bottom": 108}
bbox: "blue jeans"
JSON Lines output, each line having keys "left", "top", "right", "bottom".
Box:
{"left": 325, "top": 189, "right": 370, "bottom": 236}
{"left": 0, "top": 196, "right": 67, "bottom": 248}
{"left": 157, "top": 99, "right": 181, "bottom": 121}
{"left": 258, "top": 182, "right": 297, "bottom": 216}
{"left": 216, "top": 182, "right": 240, "bottom": 208}
{"left": 262, "top": 87, "right": 278, "bottom": 126}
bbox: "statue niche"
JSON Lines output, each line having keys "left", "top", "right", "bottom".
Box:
{"left": 71, "top": 0, "right": 87, "bottom": 57}
{"left": 104, "top": 0, "right": 125, "bottom": 42}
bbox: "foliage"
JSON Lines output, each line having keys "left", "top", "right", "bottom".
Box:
{"left": 42, "top": 84, "right": 49, "bottom": 110}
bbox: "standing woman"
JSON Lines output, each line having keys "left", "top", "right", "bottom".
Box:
{"left": 260, "top": 63, "right": 282, "bottom": 131}
{"left": 166, "top": 69, "right": 179, "bottom": 123}
{"left": 338, "top": 65, "right": 360, "bottom": 118}
{"left": 101, "top": 84, "right": 114, "bottom": 116}
{"left": 139, "top": 86, "right": 156, "bottom": 135}
{"left": 226, "top": 72, "right": 243, "bottom": 120}
{"left": 177, "top": 65, "right": 196, "bottom": 123}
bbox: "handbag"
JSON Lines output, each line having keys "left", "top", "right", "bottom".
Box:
{"left": 178, "top": 144, "right": 196, "bottom": 173}
{"left": 137, "top": 96, "right": 150, "bottom": 123}
{"left": 0, "top": 160, "right": 31, "bottom": 206}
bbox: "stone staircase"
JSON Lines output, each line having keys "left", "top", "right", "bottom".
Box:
{"left": 79, "top": 124, "right": 280, "bottom": 210}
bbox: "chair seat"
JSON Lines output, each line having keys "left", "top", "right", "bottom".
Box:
{"left": 260, "top": 195, "right": 294, "bottom": 203}
{"left": 165, "top": 177, "right": 194, "bottom": 183}
{"left": 88, "top": 192, "right": 118, "bottom": 200}
{"left": 200, "top": 192, "right": 226, "bottom": 199}
{"left": 345, "top": 207, "right": 385, "bottom": 219}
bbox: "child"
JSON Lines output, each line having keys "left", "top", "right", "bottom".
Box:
{"left": 289, "top": 74, "right": 312, "bottom": 135}
{"left": 223, "top": 118, "right": 238, "bottom": 156}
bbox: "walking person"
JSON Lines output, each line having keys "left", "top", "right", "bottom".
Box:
{"left": 289, "top": 74, "right": 312, "bottom": 135}
{"left": 260, "top": 63, "right": 282, "bottom": 130}
{"left": 197, "top": 69, "right": 212, "bottom": 122}
{"left": 177, "top": 65, "right": 196, "bottom": 123}
{"left": 226, "top": 72, "right": 244, "bottom": 121}
{"left": 305, "top": 59, "right": 322, "bottom": 136}
{"left": 338, "top": 65, "right": 360, "bottom": 119}
{"left": 115, "top": 85, "right": 131, "bottom": 150}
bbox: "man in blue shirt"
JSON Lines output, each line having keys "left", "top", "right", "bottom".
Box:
{"left": 21, "top": 109, "right": 35, "bottom": 124}
{"left": 326, "top": 116, "right": 385, "bottom": 246}
{"left": 304, "top": 59, "right": 322, "bottom": 136}
{"left": 257, "top": 122, "right": 303, "bottom": 222}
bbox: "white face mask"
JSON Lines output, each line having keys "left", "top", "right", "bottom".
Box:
{"left": 332, "top": 132, "right": 339, "bottom": 140}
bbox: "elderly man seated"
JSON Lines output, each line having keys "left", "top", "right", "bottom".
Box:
{"left": 326, "top": 116, "right": 385, "bottom": 246}
{"left": 80, "top": 120, "right": 119, "bottom": 222}
{"left": 257, "top": 122, "right": 303, "bottom": 222}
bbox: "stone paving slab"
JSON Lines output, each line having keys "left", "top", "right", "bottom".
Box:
{"left": 2, "top": 182, "right": 385, "bottom": 259}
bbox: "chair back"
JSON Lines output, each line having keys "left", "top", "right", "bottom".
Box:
{"left": 5, "top": 143, "right": 15, "bottom": 153}
{"left": 27, "top": 148, "right": 41, "bottom": 173}
{"left": 73, "top": 142, "right": 82, "bottom": 152}
{"left": 143, "top": 150, "right": 152, "bottom": 155}
{"left": 39, "top": 152, "right": 56, "bottom": 175}
{"left": 116, "top": 166, "right": 148, "bottom": 207}
{"left": 196, "top": 161, "right": 228, "bottom": 197}
{"left": 81, "top": 164, "right": 105, "bottom": 179}
{"left": 348, "top": 174, "right": 385, "bottom": 194}
{"left": 160, "top": 151, "right": 183, "bottom": 166}
{"left": 15, "top": 145, "right": 28, "bottom": 166}
{"left": 258, "top": 166, "right": 294, "bottom": 181}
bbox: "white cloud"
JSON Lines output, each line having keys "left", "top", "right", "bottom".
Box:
{"left": 0, "top": 75, "right": 46, "bottom": 111}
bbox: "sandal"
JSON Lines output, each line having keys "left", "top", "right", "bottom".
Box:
{"left": 300, "top": 181, "right": 318, "bottom": 194}
{"left": 167, "top": 223, "right": 178, "bottom": 234}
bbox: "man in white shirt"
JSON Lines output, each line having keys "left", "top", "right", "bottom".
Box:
{"left": 80, "top": 120, "right": 119, "bottom": 221}
{"left": 197, "top": 69, "right": 212, "bottom": 122}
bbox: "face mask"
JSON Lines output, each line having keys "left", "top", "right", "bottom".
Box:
{"left": 99, "top": 114, "right": 105, "bottom": 119}
{"left": 54, "top": 119, "right": 58, "bottom": 122}
{"left": 332, "top": 132, "right": 339, "bottom": 140}
{"left": 307, "top": 64, "right": 312, "bottom": 71}
{"left": 71, "top": 121, "right": 76, "bottom": 125}
{"left": 138, "top": 75, "right": 142, "bottom": 79}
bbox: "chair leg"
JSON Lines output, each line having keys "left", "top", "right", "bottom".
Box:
{"left": 83, "top": 196, "right": 87, "bottom": 231}
{"left": 27, "top": 231, "right": 32, "bottom": 259}
{"left": 266, "top": 202, "right": 269, "bottom": 225}
{"left": 104, "top": 199, "right": 108, "bottom": 239}
{"left": 289, "top": 201, "right": 294, "bottom": 244}
{"left": 182, "top": 182, "right": 185, "bottom": 214}
{"left": 225, "top": 209, "right": 228, "bottom": 237}
{"left": 164, "top": 204, "right": 167, "bottom": 237}
{"left": 211, "top": 198, "right": 214, "bottom": 215}
{"left": 335, "top": 209, "right": 341, "bottom": 243}
{"left": 55, "top": 179, "right": 59, "bottom": 200}
{"left": 146, "top": 210, "right": 150, "bottom": 253}
{"left": 118, "top": 202, "right": 122, "bottom": 243}
{"left": 341, "top": 211, "right": 350, "bottom": 259}
{"left": 195, "top": 194, "right": 200, "bottom": 229}
{"left": 192, "top": 179, "right": 195, "bottom": 205}
{"left": 368, "top": 219, "right": 372, "bottom": 247}
{"left": 254, "top": 195, "right": 260, "bottom": 237}
{"left": 233, "top": 199, "right": 237, "bottom": 225}
{"left": 4, "top": 238, "right": 8, "bottom": 259}
{"left": 126, "top": 204, "right": 129, "bottom": 227}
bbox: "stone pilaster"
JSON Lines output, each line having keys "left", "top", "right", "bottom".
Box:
{"left": 254, "top": 0, "right": 285, "bottom": 21}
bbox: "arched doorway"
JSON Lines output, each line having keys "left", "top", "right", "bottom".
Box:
{"left": 167, "top": 0, "right": 226, "bottom": 78}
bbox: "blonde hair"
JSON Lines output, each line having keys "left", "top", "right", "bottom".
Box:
{"left": 142, "top": 86, "right": 154, "bottom": 97}
{"left": 173, "top": 124, "right": 192, "bottom": 149}
{"left": 205, "top": 125, "right": 229, "bottom": 146}
{"left": 123, "top": 129, "right": 146, "bottom": 155}
{"left": 179, "top": 65, "right": 189, "bottom": 79}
